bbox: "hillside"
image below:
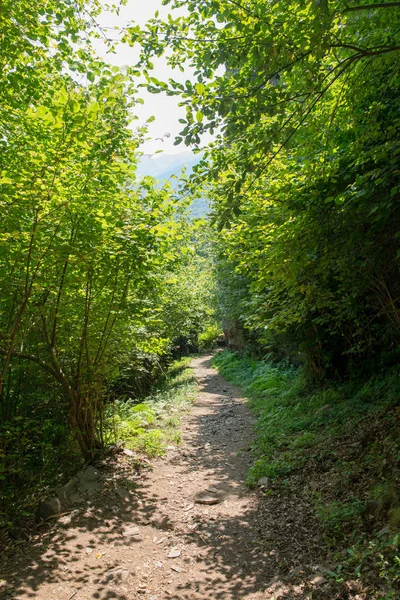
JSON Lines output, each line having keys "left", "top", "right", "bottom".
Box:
{"left": 136, "top": 151, "right": 208, "bottom": 218}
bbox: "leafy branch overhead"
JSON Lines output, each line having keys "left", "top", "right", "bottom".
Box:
{"left": 130, "top": 1, "right": 400, "bottom": 166}
{"left": 124, "top": 0, "right": 400, "bottom": 378}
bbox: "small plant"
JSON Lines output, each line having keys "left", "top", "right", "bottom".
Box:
{"left": 291, "top": 431, "right": 317, "bottom": 448}
{"left": 247, "top": 457, "right": 293, "bottom": 486}
{"left": 329, "top": 534, "right": 400, "bottom": 599}
{"left": 132, "top": 430, "right": 165, "bottom": 457}
{"left": 198, "top": 324, "right": 223, "bottom": 350}
{"left": 317, "top": 500, "right": 365, "bottom": 535}
{"left": 104, "top": 357, "right": 198, "bottom": 459}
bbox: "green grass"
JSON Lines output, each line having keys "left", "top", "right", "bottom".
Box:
{"left": 211, "top": 350, "right": 400, "bottom": 598}
{"left": 317, "top": 499, "right": 365, "bottom": 533}
{"left": 212, "top": 351, "right": 400, "bottom": 487}
{"left": 104, "top": 357, "right": 198, "bottom": 457}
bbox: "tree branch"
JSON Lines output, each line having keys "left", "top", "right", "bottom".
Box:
{"left": 225, "top": 0, "right": 254, "bottom": 16}
{"left": 0, "top": 348, "right": 60, "bottom": 382}
{"left": 245, "top": 56, "right": 358, "bottom": 192}
{"left": 344, "top": 3, "right": 400, "bottom": 12}
{"left": 331, "top": 43, "right": 400, "bottom": 55}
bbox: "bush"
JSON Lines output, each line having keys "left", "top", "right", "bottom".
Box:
{"left": 198, "top": 324, "right": 223, "bottom": 350}
{"left": 103, "top": 357, "right": 198, "bottom": 458}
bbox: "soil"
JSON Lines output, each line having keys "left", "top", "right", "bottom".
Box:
{"left": 0, "top": 356, "right": 359, "bottom": 600}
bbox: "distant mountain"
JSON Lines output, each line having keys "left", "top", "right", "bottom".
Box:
{"left": 136, "top": 151, "right": 197, "bottom": 179}
{"left": 136, "top": 151, "right": 208, "bottom": 218}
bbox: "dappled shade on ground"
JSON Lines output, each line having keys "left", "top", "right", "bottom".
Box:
{"left": 0, "top": 356, "right": 365, "bottom": 600}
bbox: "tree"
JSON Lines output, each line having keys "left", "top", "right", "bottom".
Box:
{"left": 0, "top": 0, "right": 194, "bottom": 467}
{"left": 130, "top": 0, "right": 400, "bottom": 376}
{"left": 132, "top": 0, "right": 400, "bottom": 180}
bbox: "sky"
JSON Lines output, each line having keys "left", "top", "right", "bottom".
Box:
{"left": 95, "top": 0, "right": 196, "bottom": 155}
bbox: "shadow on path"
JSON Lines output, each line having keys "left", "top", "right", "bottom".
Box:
{"left": 0, "top": 355, "right": 336, "bottom": 600}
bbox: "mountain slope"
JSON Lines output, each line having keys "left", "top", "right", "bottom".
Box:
{"left": 136, "top": 151, "right": 208, "bottom": 218}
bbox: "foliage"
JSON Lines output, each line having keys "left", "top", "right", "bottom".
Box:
{"left": 317, "top": 499, "right": 365, "bottom": 533}
{"left": 160, "top": 220, "right": 220, "bottom": 354}
{"left": 104, "top": 357, "right": 197, "bottom": 457}
{"left": 198, "top": 324, "right": 223, "bottom": 351}
{"left": 329, "top": 534, "right": 400, "bottom": 600}
{"left": 132, "top": 0, "right": 400, "bottom": 378}
{"left": 0, "top": 0, "right": 216, "bottom": 526}
{"left": 134, "top": 0, "right": 400, "bottom": 157}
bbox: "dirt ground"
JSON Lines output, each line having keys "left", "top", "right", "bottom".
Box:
{"left": 0, "top": 356, "right": 344, "bottom": 600}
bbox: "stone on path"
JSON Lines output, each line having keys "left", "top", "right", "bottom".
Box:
{"left": 116, "top": 485, "right": 130, "bottom": 500}
{"left": 122, "top": 524, "right": 141, "bottom": 537}
{"left": 194, "top": 491, "right": 221, "bottom": 505}
{"left": 35, "top": 497, "right": 62, "bottom": 522}
{"left": 77, "top": 465, "right": 102, "bottom": 495}
{"left": 257, "top": 477, "right": 271, "bottom": 489}
{"left": 57, "top": 476, "right": 79, "bottom": 505}
{"left": 123, "top": 448, "right": 135, "bottom": 457}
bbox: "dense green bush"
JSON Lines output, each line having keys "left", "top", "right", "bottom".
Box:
{"left": 104, "top": 357, "right": 197, "bottom": 457}
{"left": 198, "top": 324, "right": 223, "bottom": 350}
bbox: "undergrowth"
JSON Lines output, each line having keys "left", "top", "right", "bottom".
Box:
{"left": 104, "top": 357, "right": 198, "bottom": 457}
{"left": 211, "top": 350, "right": 400, "bottom": 598}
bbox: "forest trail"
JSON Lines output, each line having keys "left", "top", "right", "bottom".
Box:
{"left": 0, "top": 356, "right": 332, "bottom": 600}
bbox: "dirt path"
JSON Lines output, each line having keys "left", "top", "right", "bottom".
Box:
{"left": 0, "top": 356, "right": 333, "bottom": 600}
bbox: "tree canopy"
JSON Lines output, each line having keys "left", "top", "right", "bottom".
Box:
{"left": 130, "top": 0, "right": 400, "bottom": 375}
{"left": 0, "top": 0, "right": 218, "bottom": 523}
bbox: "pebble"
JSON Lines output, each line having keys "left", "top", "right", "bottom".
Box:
{"left": 155, "top": 537, "right": 166, "bottom": 545}
{"left": 122, "top": 525, "right": 141, "bottom": 537}
{"left": 171, "top": 565, "right": 181, "bottom": 572}
{"left": 257, "top": 477, "right": 271, "bottom": 489}
{"left": 123, "top": 449, "right": 135, "bottom": 457}
{"left": 195, "top": 492, "right": 221, "bottom": 505}
{"left": 311, "top": 575, "right": 326, "bottom": 585}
